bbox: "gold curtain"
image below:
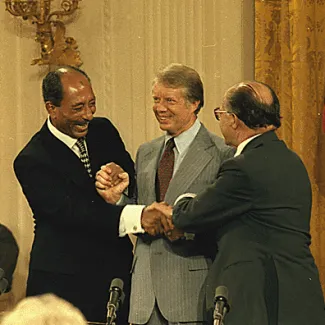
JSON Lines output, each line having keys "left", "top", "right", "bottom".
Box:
{"left": 255, "top": 0, "right": 325, "bottom": 293}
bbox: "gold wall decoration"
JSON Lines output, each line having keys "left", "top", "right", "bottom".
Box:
{"left": 5, "top": 0, "right": 82, "bottom": 67}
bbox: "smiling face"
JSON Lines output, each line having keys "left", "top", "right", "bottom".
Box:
{"left": 46, "top": 70, "right": 96, "bottom": 139}
{"left": 152, "top": 82, "right": 199, "bottom": 137}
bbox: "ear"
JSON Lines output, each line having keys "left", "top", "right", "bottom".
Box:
{"left": 230, "top": 113, "right": 240, "bottom": 130}
{"left": 189, "top": 100, "right": 200, "bottom": 113}
{"left": 45, "top": 101, "right": 57, "bottom": 119}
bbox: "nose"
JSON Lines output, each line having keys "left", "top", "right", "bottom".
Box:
{"left": 83, "top": 105, "right": 95, "bottom": 121}
{"left": 153, "top": 102, "right": 167, "bottom": 112}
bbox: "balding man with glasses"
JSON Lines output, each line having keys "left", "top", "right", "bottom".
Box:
{"left": 155, "top": 80, "right": 325, "bottom": 325}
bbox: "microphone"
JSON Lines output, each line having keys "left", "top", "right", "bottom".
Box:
{"left": 106, "top": 278, "right": 125, "bottom": 325}
{"left": 213, "top": 285, "right": 230, "bottom": 325}
{"left": 0, "top": 268, "right": 9, "bottom": 295}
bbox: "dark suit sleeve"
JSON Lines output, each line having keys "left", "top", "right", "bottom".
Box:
{"left": 14, "top": 153, "right": 124, "bottom": 236}
{"left": 173, "top": 158, "right": 253, "bottom": 233}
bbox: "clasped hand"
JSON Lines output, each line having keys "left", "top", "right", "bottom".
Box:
{"left": 141, "top": 202, "right": 184, "bottom": 241}
{"left": 95, "top": 162, "right": 129, "bottom": 204}
{"left": 95, "top": 164, "right": 183, "bottom": 241}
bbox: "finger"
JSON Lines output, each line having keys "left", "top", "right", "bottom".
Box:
{"left": 155, "top": 204, "right": 172, "bottom": 217}
{"left": 101, "top": 165, "right": 112, "bottom": 174}
{"left": 166, "top": 214, "right": 174, "bottom": 229}
{"left": 165, "top": 232, "right": 177, "bottom": 242}
{"left": 155, "top": 221, "right": 164, "bottom": 235}
{"left": 103, "top": 163, "right": 119, "bottom": 175}
{"left": 95, "top": 181, "right": 106, "bottom": 190}
{"left": 106, "top": 163, "right": 124, "bottom": 176}
{"left": 118, "top": 172, "right": 129, "bottom": 180}
{"left": 110, "top": 171, "right": 124, "bottom": 183}
{"left": 98, "top": 168, "right": 113, "bottom": 183}
{"left": 105, "top": 162, "right": 117, "bottom": 168}
{"left": 95, "top": 173, "right": 112, "bottom": 187}
{"left": 144, "top": 204, "right": 154, "bottom": 213}
{"left": 112, "top": 172, "right": 129, "bottom": 186}
{"left": 160, "top": 214, "right": 173, "bottom": 233}
{"left": 112, "top": 178, "right": 123, "bottom": 186}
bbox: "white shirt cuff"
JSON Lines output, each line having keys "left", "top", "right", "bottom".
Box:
{"left": 174, "top": 192, "right": 197, "bottom": 205}
{"left": 119, "top": 205, "right": 146, "bottom": 237}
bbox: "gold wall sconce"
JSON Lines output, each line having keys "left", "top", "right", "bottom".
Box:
{"left": 5, "top": 0, "right": 82, "bottom": 67}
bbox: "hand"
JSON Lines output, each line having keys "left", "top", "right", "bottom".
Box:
{"left": 151, "top": 202, "right": 174, "bottom": 231}
{"left": 151, "top": 203, "right": 184, "bottom": 241}
{"left": 165, "top": 227, "right": 185, "bottom": 242}
{"left": 141, "top": 202, "right": 174, "bottom": 236}
{"left": 96, "top": 163, "right": 126, "bottom": 187}
{"left": 95, "top": 164, "right": 129, "bottom": 204}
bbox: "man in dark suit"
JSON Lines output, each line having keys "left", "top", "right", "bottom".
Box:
{"left": 156, "top": 81, "right": 325, "bottom": 324}
{"left": 13, "top": 66, "right": 136, "bottom": 324}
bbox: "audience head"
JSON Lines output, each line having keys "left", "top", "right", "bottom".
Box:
{"left": 43, "top": 66, "right": 96, "bottom": 139}
{"left": 152, "top": 63, "right": 204, "bottom": 137}
{"left": 215, "top": 80, "right": 281, "bottom": 146}
{"left": 0, "top": 294, "right": 87, "bottom": 325}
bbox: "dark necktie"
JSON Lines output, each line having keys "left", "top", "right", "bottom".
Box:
{"left": 75, "top": 137, "right": 92, "bottom": 177}
{"left": 157, "top": 138, "right": 175, "bottom": 201}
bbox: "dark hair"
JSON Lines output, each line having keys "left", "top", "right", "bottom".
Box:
{"left": 154, "top": 63, "right": 204, "bottom": 114}
{"left": 42, "top": 66, "right": 91, "bottom": 107}
{"left": 225, "top": 81, "right": 281, "bottom": 129}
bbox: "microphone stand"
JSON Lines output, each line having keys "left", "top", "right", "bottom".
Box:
{"left": 213, "top": 304, "right": 228, "bottom": 325}
{"left": 213, "top": 286, "right": 230, "bottom": 325}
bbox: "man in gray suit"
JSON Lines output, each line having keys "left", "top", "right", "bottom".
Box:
{"left": 128, "top": 64, "right": 234, "bottom": 325}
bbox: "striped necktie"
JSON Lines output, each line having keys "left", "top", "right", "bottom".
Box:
{"left": 75, "top": 137, "right": 92, "bottom": 177}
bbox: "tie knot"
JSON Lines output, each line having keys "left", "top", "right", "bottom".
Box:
{"left": 76, "top": 137, "right": 86, "bottom": 151}
{"left": 165, "top": 138, "right": 175, "bottom": 151}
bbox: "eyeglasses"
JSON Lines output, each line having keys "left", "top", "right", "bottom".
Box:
{"left": 214, "top": 107, "right": 232, "bottom": 121}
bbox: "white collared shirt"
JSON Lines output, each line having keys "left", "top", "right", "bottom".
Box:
{"left": 47, "top": 117, "right": 88, "bottom": 157}
{"left": 163, "top": 118, "right": 201, "bottom": 176}
{"left": 234, "top": 134, "right": 261, "bottom": 157}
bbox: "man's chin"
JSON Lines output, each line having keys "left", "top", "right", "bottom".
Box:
{"left": 74, "top": 129, "right": 88, "bottom": 138}
{"left": 159, "top": 123, "right": 172, "bottom": 133}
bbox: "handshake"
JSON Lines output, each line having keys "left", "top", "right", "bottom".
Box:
{"left": 95, "top": 163, "right": 184, "bottom": 241}
{"left": 141, "top": 202, "right": 184, "bottom": 241}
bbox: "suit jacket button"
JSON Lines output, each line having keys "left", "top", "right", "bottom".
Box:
{"left": 133, "top": 226, "right": 137, "bottom": 231}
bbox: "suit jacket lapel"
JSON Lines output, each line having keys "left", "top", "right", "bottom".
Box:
{"left": 165, "top": 125, "right": 215, "bottom": 204}
{"left": 40, "top": 123, "right": 93, "bottom": 187}
{"left": 138, "top": 137, "right": 164, "bottom": 204}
